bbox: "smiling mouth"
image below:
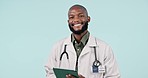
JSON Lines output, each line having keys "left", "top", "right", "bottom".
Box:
{"left": 73, "top": 24, "right": 82, "bottom": 27}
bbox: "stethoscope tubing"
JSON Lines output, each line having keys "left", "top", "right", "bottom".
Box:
{"left": 60, "top": 45, "right": 69, "bottom": 61}
{"left": 60, "top": 38, "right": 101, "bottom": 67}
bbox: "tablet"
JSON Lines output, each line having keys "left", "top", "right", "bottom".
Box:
{"left": 53, "top": 68, "right": 79, "bottom": 78}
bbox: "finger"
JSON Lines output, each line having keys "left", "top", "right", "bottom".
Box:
{"left": 78, "top": 74, "right": 85, "bottom": 78}
{"left": 66, "top": 74, "right": 71, "bottom": 78}
{"left": 70, "top": 74, "right": 75, "bottom": 78}
{"left": 68, "top": 74, "right": 76, "bottom": 78}
{"left": 66, "top": 74, "right": 74, "bottom": 78}
{"left": 66, "top": 75, "right": 69, "bottom": 78}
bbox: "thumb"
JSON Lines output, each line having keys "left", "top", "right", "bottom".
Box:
{"left": 78, "top": 74, "right": 85, "bottom": 78}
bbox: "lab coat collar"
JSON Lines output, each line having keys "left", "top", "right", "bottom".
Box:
{"left": 63, "top": 34, "right": 98, "bottom": 46}
{"left": 63, "top": 34, "right": 98, "bottom": 56}
{"left": 80, "top": 35, "right": 99, "bottom": 56}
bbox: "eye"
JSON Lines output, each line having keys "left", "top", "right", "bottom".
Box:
{"left": 69, "top": 16, "right": 74, "bottom": 19}
{"left": 79, "top": 14, "right": 84, "bottom": 17}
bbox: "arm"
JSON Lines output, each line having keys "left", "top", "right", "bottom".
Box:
{"left": 104, "top": 46, "right": 120, "bottom": 78}
{"left": 44, "top": 44, "right": 59, "bottom": 78}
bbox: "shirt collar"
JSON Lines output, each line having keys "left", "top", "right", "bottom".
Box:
{"left": 71, "top": 31, "right": 90, "bottom": 45}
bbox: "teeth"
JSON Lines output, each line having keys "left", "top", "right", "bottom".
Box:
{"left": 74, "top": 24, "right": 81, "bottom": 27}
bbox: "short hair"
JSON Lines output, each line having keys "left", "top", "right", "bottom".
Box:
{"left": 68, "top": 4, "right": 88, "bottom": 16}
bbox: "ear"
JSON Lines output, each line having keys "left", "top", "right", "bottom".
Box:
{"left": 87, "top": 16, "right": 90, "bottom": 22}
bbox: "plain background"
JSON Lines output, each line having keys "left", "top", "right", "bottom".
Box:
{"left": 0, "top": 0, "right": 148, "bottom": 78}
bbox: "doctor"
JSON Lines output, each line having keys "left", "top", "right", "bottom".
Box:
{"left": 45, "top": 4, "right": 120, "bottom": 78}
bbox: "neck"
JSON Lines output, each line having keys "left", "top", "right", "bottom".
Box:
{"left": 73, "top": 30, "right": 88, "bottom": 43}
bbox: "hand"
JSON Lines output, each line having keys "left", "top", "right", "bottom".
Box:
{"left": 78, "top": 74, "right": 85, "bottom": 78}
{"left": 66, "top": 74, "right": 85, "bottom": 78}
{"left": 66, "top": 74, "right": 75, "bottom": 78}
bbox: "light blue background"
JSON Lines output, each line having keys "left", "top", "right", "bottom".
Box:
{"left": 0, "top": 0, "right": 148, "bottom": 78}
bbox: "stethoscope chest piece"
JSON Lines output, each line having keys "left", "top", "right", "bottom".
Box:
{"left": 92, "top": 60, "right": 106, "bottom": 73}
{"left": 92, "top": 60, "right": 101, "bottom": 73}
{"left": 93, "top": 60, "right": 101, "bottom": 67}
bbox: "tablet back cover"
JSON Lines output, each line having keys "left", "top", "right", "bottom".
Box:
{"left": 53, "top": 68, "right": 79, "bottom": 78}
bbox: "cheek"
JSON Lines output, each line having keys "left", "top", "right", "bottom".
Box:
{"left": 68, "top": 20, "right": 72, "bottom": 23}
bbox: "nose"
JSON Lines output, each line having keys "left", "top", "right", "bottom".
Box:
{"left": 73, "top": 16, "right": 80, "bottom": 23}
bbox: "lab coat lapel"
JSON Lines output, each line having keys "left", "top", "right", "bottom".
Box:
{"left": 63, "top": 35, "right": 98, "bottom": 58}
{"left": 63, "top": 36, "right": 76, "bottom": 55}
{"left": 63, "top": 36, "right": 77, "bottom": 69}
{"left": 80, "top": 35, "right": 97, "bottom": 56}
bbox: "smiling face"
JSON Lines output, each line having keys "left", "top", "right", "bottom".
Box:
{"left": 68, "top": 5, "right": 90, "bottom": 35}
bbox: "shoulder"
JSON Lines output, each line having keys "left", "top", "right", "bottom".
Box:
{"left": 90, "top": 35, "right": 111, "bottom": 49}
{"left": 90, "top": 35, "right": 111, "bottom": 48}
{"left": 90, "top": 35, "right": 114, "bottom": 56}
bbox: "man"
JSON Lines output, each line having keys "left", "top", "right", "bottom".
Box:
{"left": 45, "top": 4, "right": 120, "bottom": 78}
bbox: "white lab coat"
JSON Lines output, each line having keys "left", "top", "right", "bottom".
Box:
{"left": 45, "top": 35, "right": 120, "bottom": 78}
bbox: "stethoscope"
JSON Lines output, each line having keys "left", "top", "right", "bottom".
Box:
{"left": 92, "top": 46, "right": 102, "bottom": 67}
{"left": 60, "top": 45, "right": 69, "bottom": 61}
{"left": 59, "top": 40, "right": 101, "bottom": 67}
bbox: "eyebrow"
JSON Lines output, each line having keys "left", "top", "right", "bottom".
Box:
{"left": 68, "top": 12, "right": 84, "bottom": 16}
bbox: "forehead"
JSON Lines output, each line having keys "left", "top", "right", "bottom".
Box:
{"left": 68, "top": 6, "right": 87, "bottom": 15}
